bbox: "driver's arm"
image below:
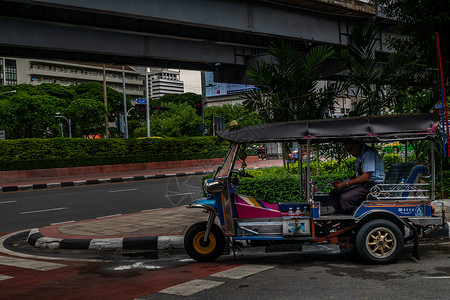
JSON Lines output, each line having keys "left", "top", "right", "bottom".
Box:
{"left": 334, "top": 172, "right": 371, "bottom": 190}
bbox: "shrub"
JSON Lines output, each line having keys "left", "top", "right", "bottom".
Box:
{"left": 436, "top": 170, "right": 450, "bottom": 198}
{"left": 0, "top": 137, "right": 229, "bottom": 170}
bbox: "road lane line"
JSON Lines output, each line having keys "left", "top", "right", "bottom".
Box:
{"left": 158, "top": 279, "right": 225, "bottom": 296}
{"left": 108, "top": 188, "right": 138, "bottom": 193}
{"left": 141, "top": 208, "right": 163, "bottom": 212}
{"left": 0, "top": 200, "right": 16, "bottom": 204}
{"left": 164, "top": 192, "right": 193, "bottom": 197}
{"left": 0, "top": 274, "right": 13, "bottom": 281}
{"left": 19, "top": 207, "right": 68, "bottom": 215}
{"left": 0, "top": 256, "right": 66, "bottom": 271}
{"left": 50, "top": 220, "right": 76, "bottom": 225}
{"left": 210, "top": 264, "right": 276, "bottom": 279}
{"left": 424, "top": 276, "right": 450, "bottom": 279}
{"left": 97, "top": 214, "right": 122, "bottom": 219}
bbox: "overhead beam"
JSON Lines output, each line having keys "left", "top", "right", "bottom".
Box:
{"left": 0, "top": 17, "right": 249, "bottom": 68}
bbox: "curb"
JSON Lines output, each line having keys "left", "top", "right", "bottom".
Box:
{"left": 1, "top": 171, "right": 213, "bottom": 192}
{"left": 27, "top": 223, "right": 450, "bottom": 252}
{"left": 27, "top": 229, "right": 185, "bottom": 251}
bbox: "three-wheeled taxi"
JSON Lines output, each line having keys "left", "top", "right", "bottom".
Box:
{"left": 184, "top": 114, "right": 444, "bottom": 264}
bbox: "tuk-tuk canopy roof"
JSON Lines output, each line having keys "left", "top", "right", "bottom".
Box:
{"left": 218, "top": 113, "right": 440, "bottom": 144}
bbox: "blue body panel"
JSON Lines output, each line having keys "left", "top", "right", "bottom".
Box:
{"left": 191, "top": 198, "right": 216, "bottom": 211}
{"left": 354, "top": 202, "right": 429, "bottom": 218}
{"left": 197, "top": 179, "right": 238, "bottom": 227}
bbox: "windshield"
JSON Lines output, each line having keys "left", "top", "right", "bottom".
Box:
{"left": 215, "top": 143, "right": 239, "bottom": 179}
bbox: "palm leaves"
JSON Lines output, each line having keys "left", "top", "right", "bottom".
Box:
{"left": 244, "top": 23, "right": 419, "bottom": 121}
{"left": 337, "top": 23, "right": 419, "bottom": 116}
{"left": 244, "top": 41, "right": 336, "bottom": 122}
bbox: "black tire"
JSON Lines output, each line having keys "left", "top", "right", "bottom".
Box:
{"left": 392, "top": 147, "right": 399, "bottom": 154}
{"left": 184, "top": 221, "right": 225, "bottom": 262}
{"left": 356, "top": 219, "right": 404, "bottom": 264}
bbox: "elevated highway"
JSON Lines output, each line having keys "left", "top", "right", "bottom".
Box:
{"left": 0, "top": 0, "right": 387, "bottom": 82}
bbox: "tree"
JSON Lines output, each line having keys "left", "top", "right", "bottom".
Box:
{"left": 376, "top": 0, "right": 450, "bottom": 88}
{"left": 244, "top": 41, "right": 338, "bottom": 123}
{"left": 0, "top": 92, "right": 63, "bottom": 138}
{"left": 133, "top": 102, "right": 202, "bottom": 137}
{"left": 154, "top": 92, "right": 201, "bottom": 107}
{"left": 65, "top": 98, "right": 107, "bottom": 136}
{"left": 337, "top": 23, "right": 419, "bottom": 116}
{"left": 0, "top": 83, "right": 122, "bottom": 139}
{"left": 204, "top": 103, "right": 263, "bottom": 129}
{"left": 72, "top": 82, "right": 129, "bottom": 122}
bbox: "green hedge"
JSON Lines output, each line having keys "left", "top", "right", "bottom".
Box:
{"left": 0, "top": 137, "right": 228, "bottom": 171}
{"left": 202, "top": 167, "right": 349, "bottom": 203}
{"left": 203, "top": 164, "right": 450, "bottom": 203}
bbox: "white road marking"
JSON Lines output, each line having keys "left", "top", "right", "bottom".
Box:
{"left": 158, "top": 279, "right": 225, "bottom": 296}
{"left": 0, "top": 200, "right": 16, "bottom": 204}
{"left": 19, "top": 207, "right": 68, "bottom": 215}
{"left": 141, "top": 208, "right": 163, "bottom": 212}
{"left": 50, "top": 220, "right": 76, "bottom": 225}
{"left": 0, "top": 256, "right": 66, "bottom": 271}
{"left": 424, "top": 276, "right": 450, "bottom": 279}
{"left": 210, "top": 264, "right": 276, "bottom": 279}
{"left": 164, "top": 192, "right": 193, "bottom": 197}
{"left": 96, "top": 214, "right": 122, "bottom": 219}
{"left": 0, "top": 274, "right": 13, "bottom": 281}
{"left": 113, "top": 262, "right": 162, "bottom": 271}
{"left": 108, "top": 188, "right": 138, "bottom": 193}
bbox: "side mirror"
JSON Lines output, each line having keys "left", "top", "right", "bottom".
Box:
{"left": 206, "top": 180, "right": 225, "bottom": 194}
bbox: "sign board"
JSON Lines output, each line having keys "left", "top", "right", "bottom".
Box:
{"left": 136, "top": 99, "right": 147, "bottom": 104}
{"left": 0, "top": 130, "right": 4, "bottom": 140}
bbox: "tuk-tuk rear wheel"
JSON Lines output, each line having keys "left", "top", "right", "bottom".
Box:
{"left": 356, "top": 219, "right": 404, "bottom": 264}
{"left": 184, "top": 221, "right": 225, "bottom": 262}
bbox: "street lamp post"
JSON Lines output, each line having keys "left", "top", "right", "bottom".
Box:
{"left": 55, "top": 112, "right": 72, "bottom": 138}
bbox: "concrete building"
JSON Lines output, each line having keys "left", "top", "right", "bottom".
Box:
{"left": 0, "top": 57, "right": 145, "bottom": 99}
{"left": 147, "top": 68, "right": 184, "bottom": 99}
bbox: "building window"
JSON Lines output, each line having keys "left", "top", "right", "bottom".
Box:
{"left": 5, "top": 59, "right": 17, "bottom": 85}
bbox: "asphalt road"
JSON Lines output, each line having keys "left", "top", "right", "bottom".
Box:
{"left": 0, "top": 175, "right": 204, "bottom": 232}
{"left": 2, "top": 234, "right": 449, "bottom": 299}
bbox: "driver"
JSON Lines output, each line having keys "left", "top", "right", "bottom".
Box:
{"left": 327, "top": 141, "right": 385, "bottom": 214}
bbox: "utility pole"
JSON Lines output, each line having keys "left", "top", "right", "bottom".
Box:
{"left": 103, "top": 64, "right": 109, "bottom": 138}
{"left": 145, "top": 67, "right": 150, "bottom": 138}
{"left": 122, "top": 65, "right": 128, "bottom": 138}
{"left": 201, "top": 71, "right": 206, "bottom": 136}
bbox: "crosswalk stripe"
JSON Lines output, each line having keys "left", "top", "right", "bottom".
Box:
{"left": 210, "top": 264, "right": 275, "bottom": 279}
{"left": 0, "top": 274, "right": 13, "bottom": 281}
{"left": 158, "top": 279, "right": 225, "bottom": 296}
{"left": 0, "top": 256, "right": 66, "bottom": 271}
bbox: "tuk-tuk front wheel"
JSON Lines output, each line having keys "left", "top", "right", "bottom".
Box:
{"left": 184, "top": 221, "right": 225, "bottom": 262}
{"left": 356, "top": 219, "right": 404, "bottom": 264}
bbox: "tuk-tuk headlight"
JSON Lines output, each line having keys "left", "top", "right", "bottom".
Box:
{"left": 206, "top": 180, "right": 225, "bottom": 194}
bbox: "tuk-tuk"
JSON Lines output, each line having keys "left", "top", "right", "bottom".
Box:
{"left": 184, "top": 113, "right": 444, "bottom": 264}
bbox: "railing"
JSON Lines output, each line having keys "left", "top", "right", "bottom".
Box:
{"left": 369, "top": 183, "right": 430, "bottom": 201}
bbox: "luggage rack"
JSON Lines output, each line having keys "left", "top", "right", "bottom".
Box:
{"left": 368, "top": 183, "right": 430, "bottom": 201}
